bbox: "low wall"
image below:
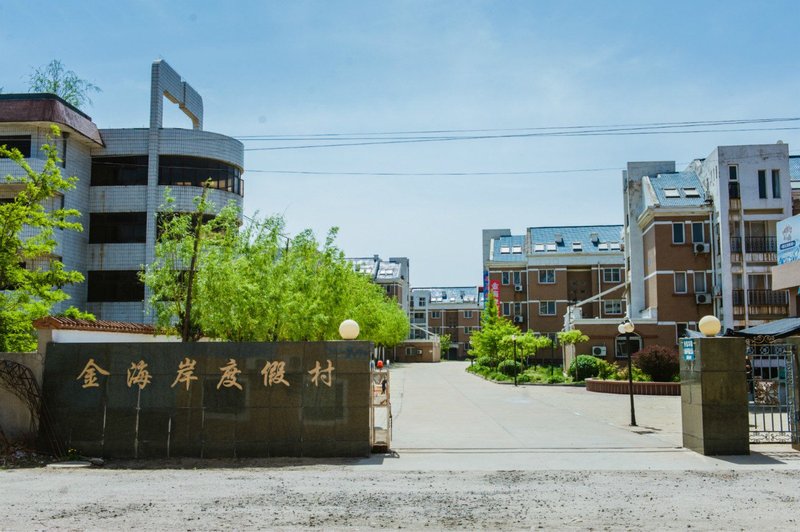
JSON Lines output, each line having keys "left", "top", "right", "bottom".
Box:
{"left": 41, "top": 341, "right": 372, "bottom": 458}
{"left": 585, "top": 378, "right": 680, "bottom": 396}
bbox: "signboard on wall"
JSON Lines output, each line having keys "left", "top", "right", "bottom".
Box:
{"left": 777, "top": 214, "right": 800, "bottom": 265}
{"left": 772, "top": 214, "right": 800, "bottom": 290}
{"left": 490, "top": 279, "right": 501, "bottom": 308}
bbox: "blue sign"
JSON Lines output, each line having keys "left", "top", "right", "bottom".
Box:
{"left": 777, "top": 214, "right": 800, "bottom": 265}
{"left": 682, "top": 338, "right": 695, "bottom": 361}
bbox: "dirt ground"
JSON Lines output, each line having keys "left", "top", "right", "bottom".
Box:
{"left": 2, "top": 463, "right": 800, "bottom": 530}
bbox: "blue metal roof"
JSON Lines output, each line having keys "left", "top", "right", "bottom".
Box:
{"left": 650, "top": 171, "right": 707, "bottom": 207}
{"left": 528, "top": 225, "right": 623, "bottom": 254}
{"left": 491, "top": 234, "right": 526, "bottom": 262}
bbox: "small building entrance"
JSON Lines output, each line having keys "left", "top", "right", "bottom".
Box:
{"left": 745, "top": 338, "right": 796, "bottom": 443}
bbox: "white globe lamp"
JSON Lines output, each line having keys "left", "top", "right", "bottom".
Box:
{"left": 698, "top": 315, "right": 721, "bottom": 337}
{"left": 339, "top": 319, "right": 360, "bottom": 340}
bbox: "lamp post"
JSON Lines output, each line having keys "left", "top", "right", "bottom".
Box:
{"left": 339, "top": 319, "right": 360, "bottom": 340}
{"left": 512, "top": 334, "right": 518, "bottom": 387}
{"left": 618, "top": 318, "right": 636, "bottom": 427}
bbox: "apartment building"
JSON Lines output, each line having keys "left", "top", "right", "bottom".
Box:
{"left": 409, "top": 287, "right": 482, "bottom": 359}
{"left": 483, "top": 226, "right": 626, "bottom": 363}
{"left": 0, "top": 60, "right": 244, "bottom": 322}
{"left": 349, "top": 255, "right": 410, "bottom": 312}
{"left": 621, "top": 143, "right": 793, "bottom": 345}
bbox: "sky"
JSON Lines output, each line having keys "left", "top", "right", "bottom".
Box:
{"left": 2, "top": 1, "right": 800, "bottom": 287}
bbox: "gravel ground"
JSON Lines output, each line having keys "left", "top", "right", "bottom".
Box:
{"left": 2, "top": 464, "right": 800, "bottom": 530}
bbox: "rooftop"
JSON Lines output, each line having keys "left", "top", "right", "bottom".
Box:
{"left": 0, "top": 93, "right": 104, "bottom": 145}
{"left": 528, "top": 225, "right": 624, "bottom": 254}
{"left": 649, "top": 171, "right": 707, "bottom": 207}
{"left": 33, "top": 316, "right": 156, "bottom": 334}
{"left": 412, "top": 286, "right": 481, "bottom": 305}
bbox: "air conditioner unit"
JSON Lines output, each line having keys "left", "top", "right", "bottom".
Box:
{"left": 695, "top": 293, "right": 711, "bottom": 304}
{"left": 694, "top": 243, "right": 710, "bottom": 253}
{"left": 513, "top": 315, "right": 524, "bottom": 324}
{"left": 591, "top": 345, "right": 607, "bottom": 357}
{"left": 415, "top": 349, "right": 423, "bottom": 355}
{"left": 514, "top": 284, "right": 523, "bottom": 292}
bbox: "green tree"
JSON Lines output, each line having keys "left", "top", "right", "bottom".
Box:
{"left": 468, "top": 292, "right": 519, "bottom": 363}
{"left": 29, "top": 60, "right": 101, "bottom": 109}
{"left": 439, "top": 333, "right": 452, "bottom": 358}
{"left": 0, "top": 127, "right": 84, "bottom": 351}
{"left": 558, "top": 329, "right": 590, "bottom": 378}
{"left": 502, "top": 331, "right": 553, "bottom": 366}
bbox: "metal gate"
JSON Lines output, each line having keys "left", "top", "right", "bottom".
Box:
{"left": 745, "top": 340, "right": 796, "bottom": 443}
{"left": 369, "top": 369, "right": 391, "bottom": 452}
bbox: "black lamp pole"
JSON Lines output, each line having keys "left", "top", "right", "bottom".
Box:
{"left": 625, "top": 329, "right": 637, "bottom": 427}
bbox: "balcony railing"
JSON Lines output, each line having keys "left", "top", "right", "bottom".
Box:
{"left": 732, "top": 289, "right": 789, "bottom": 306}
{"left": 729, "top": 236, "right": 776, "bottom": 254}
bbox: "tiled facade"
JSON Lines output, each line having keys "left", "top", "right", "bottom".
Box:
{"left": 0, "top": 60, "right": 244, "bottom": 323}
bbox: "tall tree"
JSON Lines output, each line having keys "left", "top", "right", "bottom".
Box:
{"left": 0, "top": 127, "right": 84, "bottom": 351}
{"left": 29, "top": 60, "right": 101, "bottom": 109}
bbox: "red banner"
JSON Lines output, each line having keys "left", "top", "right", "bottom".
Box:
{"left": 490, "top": 279, "right": 501, "bottom": 309}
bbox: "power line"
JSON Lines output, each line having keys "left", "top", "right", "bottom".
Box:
{"left": 235, "top": 117, "right": 800, "bottom": 140}
{"left": 242, "top": 123, "right": 800, "bottom": 151}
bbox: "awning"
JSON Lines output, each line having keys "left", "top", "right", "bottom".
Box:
{"left": 726, "top": 318, "right": 800, "bottom": 339}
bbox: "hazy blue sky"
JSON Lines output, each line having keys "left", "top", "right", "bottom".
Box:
{"left": 3, "top": 1, "right": 799, "bottom": 286}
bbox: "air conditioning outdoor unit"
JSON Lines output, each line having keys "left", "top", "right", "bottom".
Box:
{"left": 591, "top": 345, "right": 607, "bottom": 357}
{"left": 695, "top": 293, "right": 711, "bottom": 304}
{"left": 514, "top": 284, "right": 523, "bottom": 292}
{"left": 694, "top": 243, "right": 710, "bottom": 253}
{"left": 513, "top": 315, "right": 524, "bottom": 324}
{"left": 415, "top": 349, "right": 423, "bottom": 355}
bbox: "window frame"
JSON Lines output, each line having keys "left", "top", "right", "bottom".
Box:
{"left": 672, "top": 222, "right": 685, "bottom": 244}
{"left": 758, "top": 170, "right": 767, "bottom": 199}
{"left": 694, "top": 272, "right": 707, "bottom": 294}
{"left": 501, "top": 271, "right": 510, "bottom": 285}
{"left": 674, "top": 272, "right": 688, "bottom": 294}
{"left": 538, "top": 269, "right": 556, "bottom": 284}
{"left": 692, "top": 222, "right": 704, "bottom": 243}
{"left": 538, "top": 301, "right": 556, "bottom": 316}
{"left": 603, "top": 300, "right": 623, "bottom": 315}
{"left": 772, "top": 169, "right": 781, "bottom": 198}
{"left": 602, "top": 268, "right": 622, "bottom": 283}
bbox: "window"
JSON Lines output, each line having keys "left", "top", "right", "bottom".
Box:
{"left": 91, "top": 156, "right": 149, "bottom": 186}
{"left": 511, "top": 246, "right": 522, "bottom": 254}
{"left": 683, "top": 188, "right": 700, "bottom": 198}
{"left": 417, "top": 297, "right": 426, "bottom": 307}
{"left": 502, "top": 303, "right": 512, "bottom": 316}
{"left": 431, "top": 311, "right": 441, "bottom": 319}
{"left": 513, "top": 271, "right": 522, "bottom": 285}
{"left": 545, "top": 243, "right": 557, "bottom": 252}
{"left": 603, "top": 300, "right": 623, "bottom": 315}
{"left": 87, "top": 270, "right": 145, "bottom": 302}
{"left": 758, "top": 170, "right": 767, "bottom": 199}
{"left": 602, "top": 268, "right": 621, "bottom": 283}
{"left": 159, "top": 155, "right": 243, "bottom": 196}
{"left": 694, "top": 272, "right": 706, "bottom": 293}
{"left": 539, "top": 269, "right": 555, "bottom": 284}
{"left": 500, "top": 246, "right": 510, "bottom": 254}
{"left": 663, "top": 188, "right": 680, "bottom": 198}
{"left": 676, "top": 323, "right": 689, "bottom": 339}
{"left": 672, "top": 222, "right": 685, "bottom": 244}
{"left": 615, "top": 335, "right": 642, "bottom": 358}
{"left": 534, "top": 243, "right": 545, "bottom": 252}
{"left": 501, "top": 272, "right": 510, "bottom": 285}
{"left": 0, "top": 135, "right": 32, "bottom": 158}
{"left": 513, "top": 302, "right": 522, "bottom": 315}
{"left": 89, "top": 213, "right": 147, "bottom": 243}
{"left": 60, "top": 133, "right": 69, "bottom": 168}
{"left": 539, "top": 301, "right": 556, "bottom": 315}
{"left": 692, "top": 222, "right": 704, "bottom": 243}
{"left": 463, "top": 311, "right": 473, "bottom": 319}
{"left": 464, "top": 326, "right": 473, "bottom": 334}
{"left": 674, "top": 272, "right": 687, "bottom": 294}
{"left": 572, "top": 241, "right": 582, "bottom": 252}
{"left": 772, "top": 170, "right": 781, "bottom": 198}
{"left": 728, "top": 165, "right": 738, "bottom": 181}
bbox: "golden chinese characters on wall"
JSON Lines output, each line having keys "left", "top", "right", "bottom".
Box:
{"left": 75, "top": 357, "right": 336, "bottom": 391}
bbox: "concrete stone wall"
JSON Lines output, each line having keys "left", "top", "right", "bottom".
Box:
{"left": 0, "top": 352, "right": 45, "bottom": 441}
{"left": 41, "top": 342, "right": 371, "bottom": 458}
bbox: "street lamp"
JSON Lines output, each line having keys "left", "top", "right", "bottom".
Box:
{"left": 618, "top": 318, "right": 636, "bottom": 427}
{"left": 339, "top": 319, "right": 360, "bottom": 340}
{"left": 512, "top": 334, "right": 518, "bottom": 387}
{"left": 698, "top": 315, "right": 721, "bottom": 337}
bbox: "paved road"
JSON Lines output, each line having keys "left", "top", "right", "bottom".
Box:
{"left": 383, "top": 361, "right": 800, "bottom": 471}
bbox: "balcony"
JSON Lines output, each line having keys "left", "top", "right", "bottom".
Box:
{"left": 732, "top": 289, "right": 789, "bottom": 306}
{"left": 729, "top": 236, "right": 776, "bottom": 254}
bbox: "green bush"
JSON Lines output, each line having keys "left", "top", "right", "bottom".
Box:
{"left": 568, "top": 355, "right": 602, "bottom": 381}
{"left": 596, "top": 359, "right": 620, "bottom": 380}
{"left": 475, "top": 355, "right": 496, "bottom": 368}
{"left": 498, "top": 359, "right": 523, "bottom": 376}
{"left": 632, "top": 345, "right": 679, "bottom": 382}
{"left": 517, "top": 373, "right": 531, "bottom": 384}
{"left": 617, "top": 363, "right": 650, "bottom": 382}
